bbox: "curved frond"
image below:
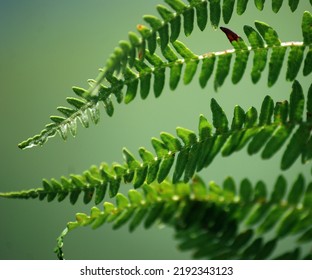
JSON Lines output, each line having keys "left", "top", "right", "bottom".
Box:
{"left": 5, "top": 81, "right": 311, "bottom": 205}
{"left": 54, "top": 173, "right": 312, "bottom": 260}
{"left": 18, "top": 9, "right": 312, "bottom": 149}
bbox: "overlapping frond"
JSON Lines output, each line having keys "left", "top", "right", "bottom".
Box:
{"left": 18, "top": 8, "right": 312, "bottom": 150}
{"left": 54, "top": 173, "right": 312, "bottom": 260}
{"left": 5, "top": 81, "right": 311, "bottom": 205}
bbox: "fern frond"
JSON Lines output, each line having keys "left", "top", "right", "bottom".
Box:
{"left": 54, "top": 173, "right": 312, "bottom": 260}
{"left": 18, "top": 11, "right": 312, "bottom": 149}
{"left": 5, "top": 81, "right": 311, "bottom": 204}
{"left": 5, "top": 0, "right": 312, "bottom": 261}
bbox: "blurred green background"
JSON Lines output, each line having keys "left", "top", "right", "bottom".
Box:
{"left": 0, "top": 0, "right": 311, "bottom": 259}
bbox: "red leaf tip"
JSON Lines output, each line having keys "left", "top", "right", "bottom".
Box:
{"left": 220, "top": 27, "right": 240, "bottom": 43}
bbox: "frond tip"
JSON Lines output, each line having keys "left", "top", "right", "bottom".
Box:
{"left": 54, "top": 173, "right": 312, "bottom": 259}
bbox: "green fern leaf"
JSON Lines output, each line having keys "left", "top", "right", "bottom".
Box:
{"left": 231, "top": 39, "right": 250, "bottom": 84}
{"left": 288, "top": 0, "right": 299, "bottom": 12}
{"left": 222, "top": 0, "right": 235, "bottom": 24}
{"left": 176, "top": 126, "right": 197, "bottom": 145}
{"left": 304, "top": 48, "right": 312, "bottom": 75}
{"left": 133, "top": 165, "right": 148, "bottom": 189}
{"left": 286, "top": 46, "right": 305, "bottom": 81}
{"left": 281, "top": 124, "right": 311, "bottom": 170}
{"left": 143, "top": 14, "right": 162, "bottom": 31}
{"left": 241, "top": 238, "right": 263, "bottom": 259}
{"left": 221, "top": 106, "right": 245, "bottom": 156}
{"left": 259, "top": 95, "right": 274, "bottom": 125}
{"left": 211, "top": 98, "right": 229, "bottom": 133}
{"left": 298, "top": 228, "right": 312, "bottom": 243}
{"left": 214, "top": 53, "right": 232, "bottom": 90}
{"left": 223, "top": 176, "right": 236, "bottom": 201}
{"left": 302, "top": 11, "right": 312, "bottom": 46}
{"left": 237, "top": 0, "right": 249, "bottom": 16}
{"left": 198, "top": 114, "right": 213, "bottom": 140}
{"left": 247, "top": 96, "right": 274, "bottom": 154}
{"left": 208, "top": 0, "right": 221, "bottom": 29}
{"left": 157, "top": 156, "right": 175, "bottom": 183}
{"left": 289, "top": 80, "right": 305, "bottom": 123}
{"left": 124, "top": 68, "right": 139, "bottom": 104}
{"left": 254, "top": 0, "right": 265, "bottom": 11}
{"left": 278, "top": 209, "right": 302, "bottom": 238}
{"left": 152, "top": 137, "right": 169, "bottom": 157}
{"left": 254, "top": 239, "right": 277, "bottom": 259}
{"left": 272, "top": 0, "right": 283, "bottom": 13}
{"left": 53, "top": 173, "right": 312, "bottom": 259}
{"left": 239, "top": 178, "right": 253, "bottom": 203}
{"left": 257, "top": 206, "right": 286, "bottom": 234}
{"left": 287, "top": 174, "right": 305, "bottom": 205}
{"left": 173, "top": 148, "right": 189, "bottom": 183}
{"left": 271, "top": 176, "right": 287, "bottom": 203}
{"left": 183, "top": 7, "right": 195, "bottom": 36}
{"left": 165, "top": 0, "right": 187, "bottom": 12}
{"left": 183, "top": 60, "right": 199, "bottom": 84}
{"left": 169, "top": 63, "right": 183, "bottom": 90}
{"left": 194, "top": 1, "right": 208, "bottom": 31}
{"left": 199, "top": 54, "right": 216, "bottom": 88}
{"left": 268, "top": 47, "right": 287, "bottom": 87}
{"left": 275, "top": 248, "right": 301, "bottom": 260}
{"left": 261, "top": 125, "right": 293, "bottom": 159}
{"left": 255, "top": 20, "right": 281, "bottom": 47}
{"left": 254, "top": 21, "right": 286, "bottom": 86}
{"left": 243, "top": 25, "right": 267, "bottom": 83}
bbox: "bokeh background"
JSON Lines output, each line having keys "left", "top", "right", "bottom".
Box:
{"left": 0, "top": 0, "right": 311, "bottom": 259}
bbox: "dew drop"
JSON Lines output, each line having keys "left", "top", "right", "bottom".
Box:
{"left": 79, "top": 110, "right": 89, "bottom": 128}
{"left": 58, "top": 123, "right": 68, "bottom": 140}
{"left": 69, "top": 119, "right": 77, "bottom": 137}
{"left": 89, "top": 103, "right": 100, "bottom": 124}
